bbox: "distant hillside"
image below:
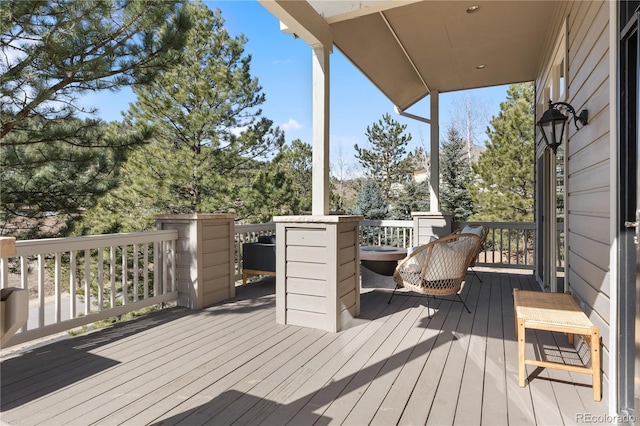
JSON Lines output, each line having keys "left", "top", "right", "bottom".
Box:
{"left": 470, "top": 143, "right": 485, "bottom": 162}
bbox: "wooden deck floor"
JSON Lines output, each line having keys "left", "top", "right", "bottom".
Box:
{"left": 1, "top": 269, "right": 608, "bottom": 425}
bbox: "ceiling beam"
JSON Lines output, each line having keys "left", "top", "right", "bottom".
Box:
{"left": 321, "top": 1, "right": 422, "bottom": 24}
{"left": 258, "top": 0, "right": 333, "bottom": 49}
{"left": 379, "top": 11, "right": 430, "bottom": 93}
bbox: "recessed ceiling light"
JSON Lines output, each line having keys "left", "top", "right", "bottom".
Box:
{"left": 467, "top": 5, "right": 480, "bottom": 13}
{"left": 476, "top": 64, "right": 486, "bottom": 69}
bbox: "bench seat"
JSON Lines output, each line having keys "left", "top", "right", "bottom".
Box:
{"left": 513, "top": 288, "right": 601, "bottom": 401}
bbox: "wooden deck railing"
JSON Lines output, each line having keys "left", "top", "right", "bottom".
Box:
{"left": 0, "top": 231, "right": 178, "bottom": 346}
{"left": 232, "top": 220, "right": 564, "bottom": 275}
{"left": 1, "top": 220, "right": 562, "bottom": 347}
{"left": 359, "top": 219, "right": 415, "bottom": 248}
{"left": 355, "top": 220, "right": 564, "bottom": 270}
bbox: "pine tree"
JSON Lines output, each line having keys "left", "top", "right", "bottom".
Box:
{"left": 390, "top": 179, "right": 430, "bottom": 220}
{"left": 440, "top": 125, "right": 473, "bottom": 221}
{"left": 1, "top": 119, "right": 149, "bottom": 237}
{"left": 352, "top": 179, "right": 388, "bottom": 220}
{"left": 354, "top": 113, "right": 412, "bottom": 199}
{"left": 279, "top": 139, "right": 313, "bottom": 213}
{"left": 79, "top": 2, "right": 284, "bottom": 233}
{"left": 1, "top": 0, "right": 190, "bottom": 237}
{"left": 469, "top": 83, "right": 535, "bottom": 221}
{"left": 1, "top": 0, "right": 190, "bottom": 136}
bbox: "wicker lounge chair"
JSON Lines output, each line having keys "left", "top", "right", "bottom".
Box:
{"left": 390, "top": 232, "right": 481, "bottom": 317}
{"left": 453, "top": 224, "right": 489, "bottom": 283}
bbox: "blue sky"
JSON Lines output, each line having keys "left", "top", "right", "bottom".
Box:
{"left": 82, "top": 1, "right": 510, "bottom": 172}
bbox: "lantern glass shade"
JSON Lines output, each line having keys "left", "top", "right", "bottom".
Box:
{"left": 537, "top": 105, "right": 568, "bottom": 153}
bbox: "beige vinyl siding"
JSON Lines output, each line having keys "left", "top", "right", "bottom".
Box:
{"left": 536, "top": 0, "right": 612, "bottom": 398}
{"left": 276, "top": 218, "right": 360, "bottom": 332}
{"left": 201, "top": 221, "right": 235, "bottom": 306}
{"left": 169, "top": 221, "right": 194, "bottom": 308}
{"left": 156, "top": 215, "right": 236, "bottom": 309}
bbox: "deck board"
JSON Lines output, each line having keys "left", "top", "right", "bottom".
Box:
{"left": 18, "top": 309, "right": 279, "bottom": 425}
{"left": 1, "top": 270, "right": 610, "bottom": 425}
{"left": 503, "top": 273, "right": 537, "bottom": 426}
{"left": 481, "top": 271, "right": 509, "bottom": 425}
{"left": 454, "top": 270, "right": 492, "bottom": 425}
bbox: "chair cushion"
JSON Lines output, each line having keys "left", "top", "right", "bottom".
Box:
{"left": 462, "top": 225, "right": 484, "bottom": 237}
{"left": 423, "top": 243, "right": 466, "bottom": 281}
{"left": 403, "top": 236, "right": 436, "bottom": 273}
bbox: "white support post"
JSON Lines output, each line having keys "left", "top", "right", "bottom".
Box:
{"left": 311, "top": 45, "right": 330, "bottom": 216}
{"left": 430, "top": 89, "right": 440, "bottom": 212}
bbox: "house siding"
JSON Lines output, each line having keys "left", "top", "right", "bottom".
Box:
{"left": 156, "top": 215, "right": 236, "bottom": 309}
{"left": 275, "top": 218, "right": 361, "bottom": 332}
{"left": 536, "top": 0, "right": 613, "bottom": 399}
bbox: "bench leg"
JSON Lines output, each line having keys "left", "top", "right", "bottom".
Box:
{"left": 518, "top": 318, "right": 526, "bottom": 387}
{"left": 242, "top": 271, "right": 248, "bottom": 286}
{"left": 590, "top": 329, "right": 601, "bottom": 401}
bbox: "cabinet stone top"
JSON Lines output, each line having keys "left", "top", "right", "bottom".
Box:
{"left": 155, "top": 214, "right": 236, "bottom": 220}
{"left": 273, "top": 215, "right": 363, "bottom": 224}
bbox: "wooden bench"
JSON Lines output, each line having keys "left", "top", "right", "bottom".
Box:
{"left": 513, "top": 288, "right": 601, "bottom": 401}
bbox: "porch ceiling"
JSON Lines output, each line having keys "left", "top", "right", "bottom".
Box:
{"left": 307, "top": 0, "right": 558, "bottom": 110}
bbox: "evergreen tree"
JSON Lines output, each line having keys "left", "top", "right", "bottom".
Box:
{"left": 352, "top": 179, "right": 388, "bottom": 220}
{"left": 279, "top": 139, "right": 313, "bottom": 213}
{"left": 354, "top": 113, "right": 412, "bottom": 199}
{"left": 470, "top": 83, "right": 535, "bottom": 221}
{"left": 1, "top": 119, "right": 147, "bottom": 237}
{"left": 440, "top": 125, "right": 473, "bottom": 221}
{"left": 79, "top": 2, "right": 284, "bottom": 233}
{"left": 80, "top": 2, "right": 286, "bottom": 231}
{"left": 1, "top": 0, "right": 190, "bottom": 138}
{"left": 390, "top": 179, "right": 430, "bottom": 220}
{"left": 1, "top": 0, "right": 190, "bottom": 237}
{"left": 242, "top": 162, "right": 298, "bottom": 223}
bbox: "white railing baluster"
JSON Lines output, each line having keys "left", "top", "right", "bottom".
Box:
{"left": 84, "top": 249, "right": 91, "bottom": 316}
{"left": 163, "top": 241, "right": 168, "bottom": 294}
{"left": 20, "top": 256, "right": 27, "bottom": 291}
{"left": 170, "top": 240, "right": 176, "bottom": 292}
{"left": 110, "top": 246, "right": 116, "bottom": 309}
{"left": 143, "top": 244, "right": 149, "bottom": 299}
{"left": 1, "top": 258, "right": 7, "bottom": 288}
{"left": 69, "top": 250, "right": 76, "bottom": 320}
{"left": 38, "top": 254, "right": 45, "bottom": 327}
{"left": 97, "top": 248, "right": 103, "bottom": 312}
{"left": 153, "top": 241, "right": 159, "bottom": 297}
{"left": 122, "top": 245, "right": 127, "bottom": 304}
{"left": 133, "top": 244, "right": 139, "bottom": 303}
{"left": 20, "top": 256, "right": 28, "bottom": 331}
{"left": 55, "top": 252, "right": 61, "bottom": 323}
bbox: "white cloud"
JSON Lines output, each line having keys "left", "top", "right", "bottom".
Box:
{"left": 281, "top": 118, "right": 302, "bottom": 132}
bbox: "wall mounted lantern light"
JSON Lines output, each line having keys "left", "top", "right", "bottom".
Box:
{"left": 537, "top": 100, "right": 588, "bottom": 154}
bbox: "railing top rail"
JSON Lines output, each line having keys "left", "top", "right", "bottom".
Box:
{"left": 359, "top": 219, "right": 413, "bottom": 227}
{"left": 9, "top": 230, "right": 179, "bottom": 257}
{"left": 235, "top": 222, "right": 276, "bottom": 233}
{"left": 454, "top": 221, "right": 536, "bottom": 230}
